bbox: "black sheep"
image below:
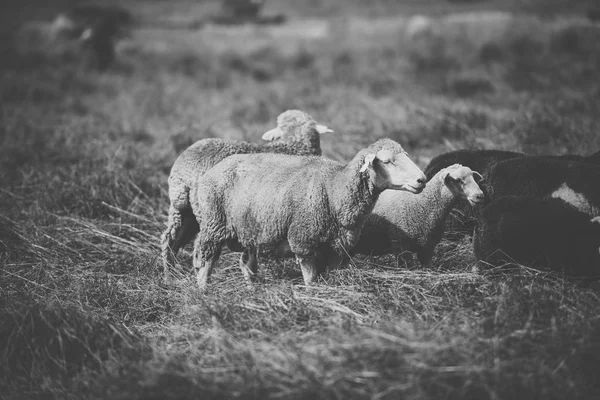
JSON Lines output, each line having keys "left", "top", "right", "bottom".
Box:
{"left": 474, "top": 196, "right": 600, "bottom": 277}
{"left": 423, "top": 149, "right": 600, "bottom": 236}
{"left": 486, "top": 157, "right": 600, "bottom": 216}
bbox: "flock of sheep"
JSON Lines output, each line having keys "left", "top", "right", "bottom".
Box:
{"left": 161, "top": 110, "right": 600, "bottom": 290}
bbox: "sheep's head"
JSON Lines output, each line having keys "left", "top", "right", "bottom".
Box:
{"left": 360, "top": 143, "right": 426, "bottom": 194}
{"left": 261, "top": 110, "right": 333, "bottom": 142}
{"left": 443, "top": 164, "right": 484, "bottom": 206}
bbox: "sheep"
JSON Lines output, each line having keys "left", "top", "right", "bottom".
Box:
{"left": 423, "top": 148, "right": 600, "bottom": 235}
{"left": 424, "top": 149, "right": 600, "bottom": 180}
{"left": 190, "top": 138, "right": 427, "bottom": 289}
{"left": 424, "top": 149, "right": 523, "bottom": 180}
{"left": 353, "top": 164, "right": 484, "bottom": 267}
{"left": 474, "top": 196, "right": 600, "bottom": 277}
{"left": 161, "top": 110, "right": 333, "bottom": 283}
{"left": 485, "top": 157, "right": 600, "bottom": 217}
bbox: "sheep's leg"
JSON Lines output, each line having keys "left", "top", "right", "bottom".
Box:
{"left": 161, "top": 206, "right": 199, "bottom": 283}
{"left": 295, "top": 255, "right": 318, "bottom": 286}
{"left": 317, "top": 249, "right": 345, "bottom": 275}
{"left": 239, "top": 246, "right": 258, "bottom": 287}
{"left": 417, "top": 250, "right": 433, "bottom": 269}
{"left": 193, "top": 236, "right": 222, "bottom": 291}
{"left": 196, "top": 259, "right": 218, "bottom": 291}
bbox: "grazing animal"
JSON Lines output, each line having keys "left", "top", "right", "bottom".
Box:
{"left": 424, "top": 149, "right": 524, "bottom": 180}
{"left": 425, "top": 149, "right": 600, "bottom": 180}
{"left": 161, "top": 110, "right": 332, "bottom": 282}
{"left": 474, "top": 196, "right": 600, "bottom": 277}
{"left": 190, "top": 138, "right": 427, "bottom": 289}
{"left": 354, "top": 164, "right": 484, "bottom": 267}
{"left": 486, "top": 157, "right": 600, "bottom": 217}
{"left": 423, "top": 148, "right": 600, "bottom": 235}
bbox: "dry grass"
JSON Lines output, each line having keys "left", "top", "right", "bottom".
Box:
{"left": 2, "top": 0, "right": 600, "bottom": 399}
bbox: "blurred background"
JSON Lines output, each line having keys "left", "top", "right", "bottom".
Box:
{"left": 2, "top": 1, "right": 600, "bottom": 399}
{"left": 4, "top": 0, "right": 600, "bottom": 173}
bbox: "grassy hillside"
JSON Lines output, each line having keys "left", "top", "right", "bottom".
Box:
{"left": 1, "top": 0, "right": 600, "bottom": 399}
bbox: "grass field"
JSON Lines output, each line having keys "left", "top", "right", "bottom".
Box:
{"left": 2, "top": 0, "right": 600, "bottom": 399}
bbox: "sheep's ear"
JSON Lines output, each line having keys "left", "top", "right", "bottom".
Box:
{"left": 443, "top": 172, "right": 458, "bottom": 185}
{"left": 473, "top": 171, "right": 484, "bottom": 182}
{"left": 315, "top": 124, "right": 334, "bottom": 134}
{"left": 360, "top": 154, "right": 376, "bottom": 173}
{"left": 262, "top": 127, "right": 284, "bottom": 141}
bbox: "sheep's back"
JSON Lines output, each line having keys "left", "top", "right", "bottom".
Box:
{"left": 476, "top": 196, "right": 600, "bottom": 276}
{"left": 424, "top": 149, "right": 523, "bottom": 180}
{"left": 487, "top": 158, "right": 600, "bottom": 214}
{"left": 169, "top": 136, "right": 321, "bottom": 192}
{"left": 425, "top": 149, "right": 600, "bottom": 182}
{"left": 205, "top": 153, "right": 342, "bottom": 247}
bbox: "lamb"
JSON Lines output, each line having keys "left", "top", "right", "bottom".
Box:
{"left": 161, "top": 110, "right": 332, "bottom": 282}
{"left": 353, "top": 164, "right": 484, "bottom": 267}
{"left": 474, "top": 196, "right": 600, "bottom": 277}
{"left": 485, "top": 157, "right": 600, "bottom": 217}
{"left": 190, "top": 138, "right": 427, "bottom": 289}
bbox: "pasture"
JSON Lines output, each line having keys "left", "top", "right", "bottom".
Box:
{"left": 1, "top": 0, "right": 600, "bottom": 398}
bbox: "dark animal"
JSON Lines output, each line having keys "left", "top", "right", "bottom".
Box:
{"left": 424, "top": 149, "right": 600, "bottom": 180}
{"left": 486, "top": 157, "right": 600, "bottom": 216}
{"left": 474, "top": 196, "right": 600, "bottom": 277}
{"left": 423, "top": 148, "right": 600, "bottom": 235}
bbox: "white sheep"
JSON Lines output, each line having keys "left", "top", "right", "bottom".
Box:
{"left": 190, "top": 138, "right": 427, "bottom": 289}
{"left": 353, "top": 164, "right": 484, "bottom": 267}
{"left": 161, "top": 110, "right": 332, "bottom": 282}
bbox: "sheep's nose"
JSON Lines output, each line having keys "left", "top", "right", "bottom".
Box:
{"left": 417, "top": 177, "right": 426, "bottom": 185}
{"left": 475, "top": 192, "right": 485, "bottom": 201}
